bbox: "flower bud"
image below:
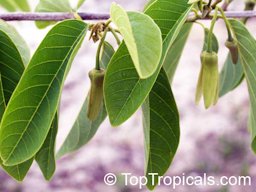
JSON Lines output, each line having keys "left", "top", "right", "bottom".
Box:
{"left": 87, "top": 69, "right": 105, "bottom": 120}
{"left": 195, "top": 51, "right": 219, "bottom": 109}
{"left": 225, "top": 40, "right": 239, "bottom": 64}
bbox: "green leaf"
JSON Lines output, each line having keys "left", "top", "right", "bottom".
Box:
{"left": 0, "top": 0, "right": 30, "bottom": 11}
{"left": 0, "top": 0, "right": 16, "bottom": 11}
{"left": 100, "top": 42, "right": 115, "bottom": 69}
{"left": 35, "top": 0, "right": 72, "bottom": 29}
{"left": 0, "top": 158, "right": 33, "bottom": 181}
{"left": 163, "top": 23, "right": 192, "bottom": 81}
{"left": 77, "top": 0, "right": 86, "bottom": 9}
{"left": 57, "top": 100, "right": 107, "bottom": 158}
{"left": 142, "top": 69, "right": 180, "bottom": 190}
{"left": 0, "top": 20, "right": 30, "bottom": 66}
{"left": 0, "top": 76, "right": 33, "bottom": 181}
{"left": 110, "top": 3, "right": 162, "bottom": 79}
{"left": 229, "top": 19, "right": 256, "bottom": 155}
{"left": 144, "top": 0, "right": 157, "bottom": 11}
{"left": 14, "top": 0, "right": 30, "bottom": 11}
{"left": 57, "top": 42, "right": 113, "bottom": 158}
{"left": 219, "top": 54, "right": 244, "bottom": 97}
{"left": 0, "top": 28, "right": 33, "bottom": 180}
{"left": 104, "top": 0, "right": 193, "bottom": 126}
{"left": 35, "top": 114, "right": 58, "bottom": 180}
{"left": 0, "top": 20, "right": 88, "bottom": 166}
{"left": 0, "top": 25, "right": 26, "bottom": 104}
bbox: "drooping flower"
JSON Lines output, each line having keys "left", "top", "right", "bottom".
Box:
{"left": 195, "top": 51, "right": 219, "bottom": 109}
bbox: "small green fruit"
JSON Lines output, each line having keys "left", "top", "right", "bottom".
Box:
{"left": 87, "top": 69, "right": 105, "bottom": 121}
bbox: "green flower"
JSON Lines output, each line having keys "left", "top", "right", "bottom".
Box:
{"left": 87, "top": 69, "right": 105, "bottom": 120}
{"left": 195, "top": 51, "right": 219, "bottom": 109}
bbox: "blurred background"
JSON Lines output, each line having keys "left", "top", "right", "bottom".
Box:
{"left": 1, "top": 0, "right": 256, "bottom": 191}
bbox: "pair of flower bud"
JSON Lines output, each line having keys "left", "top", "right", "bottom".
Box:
{"left": 87, "top": 69, "right": 105, "bottom": 121}
{"left": 195, "top": 51, "right": 219, "bottom": 109}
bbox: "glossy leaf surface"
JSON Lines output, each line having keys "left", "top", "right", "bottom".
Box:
{"left": 0, "top": 20, "right": 88, "bottom": 166}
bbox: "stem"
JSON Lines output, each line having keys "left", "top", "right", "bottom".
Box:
{"left": 222, "top": 0, "right": 233, "bottom": 11}
{"left": 109, "top": 27, "right": 121, "bottom": 45}
{"left": 208, "top": 0, "right": 213, "bottom": 6}
{"left": 0, "top": 11, "right": 255, "bottom": 21}
{"left": 218, "top": 7, "right": 233, "bottom": 41}
{"left": 73, "top": 12, "right": 82, "bottom": 20}
{"left": 105, "top": 19, "right": 112, "bottom": 27}
{"left": 207, "top": 7, "right": 219, "bottom": 52}
{"left": 192, "top": 8, "right": 200, "bottom": 18}
{"left": 211, "top": 0, "right": 222, "bottom": 9}
{"left": 95, "top": 27, "right": 108, "bottom": 70}
{"left": 195, "top": 21, "right": 206, "bottom": 29}
{"left": 241, "top": 1, "right": 255, "bottom": 23}
{"left": 198, "top": 0, "right": 204, "bottom": 12}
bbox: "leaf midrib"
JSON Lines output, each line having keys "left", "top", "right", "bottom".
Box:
{"left": 2, "top": 26, "right": 86, "bottom": 165}
{"left": 111, "top": 5, "right": 192, "bottom": 125}
{"left": 111, "top": 5, "right": 140, "bottom": 75}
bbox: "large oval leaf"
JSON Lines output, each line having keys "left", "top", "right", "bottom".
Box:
{"left": 57, "top": 42, "right": 113, "bottom": 158}
{"left": 110, "top": 3, "right": 162, "bottom": 79}
{"left": 0, "top": 26, "right": 33, "bottom": 180}
{"left": 0, "top": 20, "right": 88, "bottom": 166}
{"left": 104, "top": 0, "right": 193, "bottom": 126}
{"left": 142, "top": 69, "right": 180, "bottom": 190}
{"left": 229, "top": 19, "right": 256, "bottom": 154}
{"left": 0, "top": 23, "right": 57, "bottom": 178}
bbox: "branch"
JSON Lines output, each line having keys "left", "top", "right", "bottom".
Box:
{"left": 187, "top": 10, "right": 256, "bottom": 22}
{"left": 0, "top": 11, "right": 255, "bottom": 21}
{"left": 0, "top": 12, "right": 110, "bottom": 21}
